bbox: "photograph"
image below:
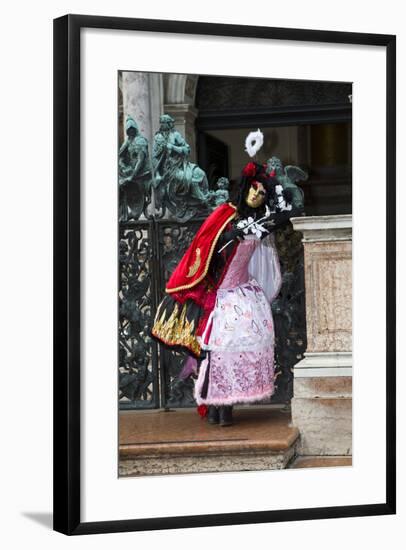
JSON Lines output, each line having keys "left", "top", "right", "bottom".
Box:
{"left": 52, "top": 14, "right": 395, "bottom": 534}
{"left": 117, "top": 71, "right": 353, "bottom": 477}
{"left": 1, "top": 0, "right": 401, "bottom": 544}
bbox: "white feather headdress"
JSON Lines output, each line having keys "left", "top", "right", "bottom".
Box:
{"left": 245, "top": 129, "right": 264, "bottom": 157}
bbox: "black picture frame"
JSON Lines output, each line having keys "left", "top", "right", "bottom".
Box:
{"left": 53, "top": 14, "right": 396, "bottom": 535}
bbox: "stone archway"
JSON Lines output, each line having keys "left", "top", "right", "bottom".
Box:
{"left": 163, "top": 74, "right": 199, "bottom": 161}
{"left": 119, "top": 73, "right": 199, "bottom": 162}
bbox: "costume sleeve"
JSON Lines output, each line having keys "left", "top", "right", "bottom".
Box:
{"left": 248, "top": 234, "right": 282, "bottom": 303}
{"left": 166, "top": 203, "right": 237, "bottom": 293}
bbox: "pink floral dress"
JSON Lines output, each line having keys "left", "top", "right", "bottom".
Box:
{"left": 194, "top": 235, "right": 281, "bottom": 406}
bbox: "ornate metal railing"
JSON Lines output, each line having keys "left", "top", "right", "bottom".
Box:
{"left": 119, "top": 218, "right": 306, "bottom": 410}
{"left": 119, "top": 221, "right": 159, "bottom": 409}
{"left": 272, "top": 224, "right": 307, "bottom": 403}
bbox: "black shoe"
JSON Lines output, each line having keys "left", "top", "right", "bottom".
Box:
{"left": 219, "top": 406, "right": 233, "bottom": 427}
{"left": 207, "top": 406, "right": 219, "bottom": 425}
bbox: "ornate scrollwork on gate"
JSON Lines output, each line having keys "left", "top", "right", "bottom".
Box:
{"left": 157, "top": 221, "right": 203, "bottom": 408}
{"left": 118, "top": 223, "right": 158, "bottom": 408}
{"left": 272, "top": 223, "right": 307, "bottom": 404}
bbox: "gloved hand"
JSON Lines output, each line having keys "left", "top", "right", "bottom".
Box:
{"left": 216, "top": 227, "right": 245, "bottom": 251}
{"left": 222, "top": 227, "right": 245, "bottom": 242}
{"left": 260, "top": 222, "right": 276, "bottom": 239}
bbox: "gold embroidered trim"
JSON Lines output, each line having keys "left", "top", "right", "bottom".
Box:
{"left": 186, "top": 248, "right": 201, "bottom": 278}
{"left": 166, "top": 205, "right": 237, "bottom": 293}
{"left": 152, "top": 301, "right": 200, "bottom": 356}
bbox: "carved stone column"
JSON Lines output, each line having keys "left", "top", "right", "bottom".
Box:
{"left": 163, "top": 103, "right": 198, "bottom": 162}
{"left": 122, "top": 72, "right": 163, "bottom": 146}
{"left": 290, "top": 215, "right": 352, "bottom": 456}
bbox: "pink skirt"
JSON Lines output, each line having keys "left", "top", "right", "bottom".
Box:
{"left": 195, "top": 280, "right": 276, "bottom": 406}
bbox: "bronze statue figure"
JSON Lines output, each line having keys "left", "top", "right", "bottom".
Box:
{"left": 152, "top": 114, "right": 211, "bottom": 221}
{"left": 266, "top": 156, "right": 308, "bottom": 210}
{"left": 119, "top": 116, "right": 152, "bottom": 221}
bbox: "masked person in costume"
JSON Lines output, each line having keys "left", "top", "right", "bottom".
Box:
{"left": 152, "top": 131, "right": 301, "bottom": 426}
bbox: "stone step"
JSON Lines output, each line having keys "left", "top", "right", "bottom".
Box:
{"left": 289, "top": 455, "right": 352, "bottom": 469}
{"left": 119, "top": 407, "right": 299, "bottom": 476}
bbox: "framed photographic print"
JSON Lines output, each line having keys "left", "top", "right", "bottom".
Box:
{"left": 53, "top": 14, "right": 396, "bottom": 535}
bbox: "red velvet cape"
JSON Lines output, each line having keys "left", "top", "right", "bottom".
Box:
{"left": 166, "top": 202, "right": 237, "bottom": 294}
